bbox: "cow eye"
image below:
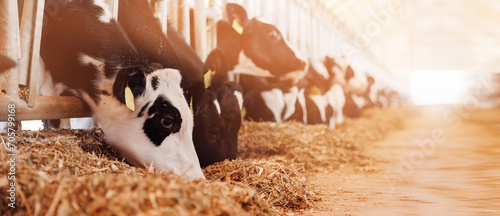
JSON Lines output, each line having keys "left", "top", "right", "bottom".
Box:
{"left": 160, "top": 116, "right": 175, "bottom": 129}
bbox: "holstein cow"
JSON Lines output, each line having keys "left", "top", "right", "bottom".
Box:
{"left": 324, "top": 56, "right": 368, "bottom": 118}
{"left": 216, "top": 3, "right": 308, "bottom": 122}
{"left": 40, "top": 0, "right": 204, "bottom": 180}
{"left": 301, "top": 58, "right": 345, "bottom": 128}
{"left": 118, "top": 0, "right": 243, "bottom": 167}
{"left": 193, "top": 49, "right": 243, "bottom": 167}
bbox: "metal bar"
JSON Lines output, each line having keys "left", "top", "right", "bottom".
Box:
{"left": 194, "top": 0, "right": 207, "bottom": 59}
{"left": 27, "top": 0, "right": 46, "bottom": 107}
{"left": 160, "top": 0, "right": 168, "bottom": 35}
{"left": 0, "top": 0, "right": 20, "bottom": 99}
{"left": 168, "top": 0, "right": 179, "bottom": 31}
{"left": 178, "top": 0, "right": 190, "bottom": 44}
{"left": 0, "top": 96, "right": 91, "bottom": 121}
{"left": 111, "top": 0, "right": 119, "bottom": 19}
{"left": 19, "top": 0, "right": 32, "bottom": 86}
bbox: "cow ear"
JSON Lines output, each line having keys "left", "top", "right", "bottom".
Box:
{"left": 204, "top": 48, "right": 228, "bottom": 89}
{"left": 345, "top": 66, "right": 355, "bottom": 81}
{"left": 0, "top": 54, "right": 16, "bottom": 73}
{"left": 367, "top": 75, "right": 375, "bottom": 85}
{"left": 113, "top": 66, "right": 147, "bottom": 111}
{"left": 224, "top": 3, "right": 249, "bottom": 34}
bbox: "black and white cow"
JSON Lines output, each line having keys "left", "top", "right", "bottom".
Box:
{"left": 193, "top": 49, "right": 243, "bottom": 167}
{"left": 216, "top": 3, "right": 308, "bottom": 123}
{"left": 40, "top": 0, "right": 204, "bottom": 180}
{"left": 218, "top": 3, "right": 308, "bottom": 79}
{"left": 323, "top": 56, "right": 368, "bottom": 119}
{"left": 299, "top": 58, "right": 345, "bottom": 128}
{"left": 118, "top": 0, "right": 243, "bottom": 168}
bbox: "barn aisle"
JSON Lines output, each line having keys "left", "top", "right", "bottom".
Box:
{"left": 308, "top": 106, "right": 500, "bottom": 215}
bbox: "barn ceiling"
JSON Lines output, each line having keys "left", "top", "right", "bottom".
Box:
{"left": 316, "top": 0, "right": 500, "bottom": 88}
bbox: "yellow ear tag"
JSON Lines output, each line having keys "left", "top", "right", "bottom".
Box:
{"left": 124, "top": 85, "right": 135, "bottom": 111}
{"left": 189, "top": 95, "right": 194, "bottom": 116}
{"left": 310, "top": 85, "right": 322, "bottom": 96}
{"left": 241, "top": 107, "right": 247, "bottom": 119}
{"left": 204, "top": 70, "right": 216, "bottom": 89}
{"left": 232, "top": 18, "right": 244, "bottom": 35}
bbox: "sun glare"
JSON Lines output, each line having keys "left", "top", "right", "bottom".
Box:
{"left": 410, "top": 70, "right": 469, "bottom": 105}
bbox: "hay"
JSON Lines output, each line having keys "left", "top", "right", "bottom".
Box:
{"left": 204, "top": 158, "right": 320, "bottom": 211}
{"left": 238, "top": 108, "right": 407, "bottom": 173}
{"left": 0, "top": 129, "right": 276, "bottom": 216}
{"left": 0, "top": 107, "right": 410, "bottom": 215}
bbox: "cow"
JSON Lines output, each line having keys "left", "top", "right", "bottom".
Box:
{"left": 323, "top": 56, "right": 367, "bottom": 119}
{"left": 40, "top": 0, "right": 204, "bottom": 180}
{"left": 218, "top": 3, "right": 308, "bottom": 79}
{"left": 216, "top": 3, "right": 308, "bottom": 123}
{"left": 118, "top": 0, "right": 242, "bottom": 168}
{"left": 193, "top": 49, "right": 243, "bottom": 167}
{"left": 301, "top": 58, "right": 345, "bottom": 128}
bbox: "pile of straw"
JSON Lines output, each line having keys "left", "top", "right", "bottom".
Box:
{"left": 0, "top": 108, "right": 408, "bottom": 215}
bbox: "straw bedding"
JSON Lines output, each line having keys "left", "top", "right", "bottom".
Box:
{"left": 0, "top": 108, "right": 407, "bottom": 215}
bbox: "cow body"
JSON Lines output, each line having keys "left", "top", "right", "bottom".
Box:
{"left": 40, "top": 0, "right": 204, "bottom": 180}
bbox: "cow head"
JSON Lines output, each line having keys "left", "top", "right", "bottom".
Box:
{"left": 218, "top": 3, "right": 307, "bottom": 79}
{"left": 81, "top": 59, "right": 204, "bottom": 180}
{"left": 192, "top": 48, "right": 243, "bottom": 167}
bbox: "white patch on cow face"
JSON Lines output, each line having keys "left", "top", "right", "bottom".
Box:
{"left": 79, "top": 53, "right": 105, "bottom": 67}
{"left": 260, "top": 88, "right": 285, "bottom": 123}
{"left": 326, "top": 84, "right": 345, "bottom": 125}
{"left": 328, "top": 116, "right": 336, "bottom": 129}
{"left": 347, "top": 74, "right": 369, "bottom": 95}
{"left": 282, "top": 86, "right": 298, "bottom": 121}
{"left": 92, "top": 0, "right": 113, "bottom": 23}
{"left": 229, "top": 51, "right": 273, "bottom": 77}
{"left": 352, "top": 94, "right": 366, "bottom": 110}
{"left": 369, "top": 85, "right": 378, "bottom": 105}
{"left": 233, "top": 90, "right": 243, "bottom": 110}
{"left": 309, "top": 94, "right": 328, "bottom": 123}
{"left": 213, "top": 99, "right": 221, "bottom": 115}
{"left": 311, "top": 60, "right": 329, "bottom": 80}
{"left": 36, "top": 59, "right": 68, "bottom": 97}
{"left": 81, "top": 68, "right": 204, "bottom": 181}
{"left": 297, "top": 88, "right": 307, "bottom": 124}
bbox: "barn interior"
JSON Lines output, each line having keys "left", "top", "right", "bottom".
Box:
{"left": 1, "top": 0, "right": 499, "bottom": 215}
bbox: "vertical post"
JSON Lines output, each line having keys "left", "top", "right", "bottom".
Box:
{"left": 108, "top": 0, "right": 119, "bottom": 19}
{"left": 298, "top": 8, "right": 307, "bottom": 56}
{"left": 288, "top": 2, "right": 298, "bottom": 48}
{"left": 275, "top": 0, "right": 286, "bottom": 37}
{"left": 194, "top": 0, "right": 207, "bottom": 59}
{"left": 0, "top": 0, "right": 20, "bottom": 100}
{"left": 178, "top": 0, "right": 190, "bottom": 44}
{"left": 168, "top": 0, "right": 179, "bottom": 31}
{"left": 307, "top": 12, "right": 314, "bottom": 59}
{"left": 27, "top": 0, "right": 45, "bottom": 107}
{"left": 160, "top": 0, "right": 168, "bottom": 35}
